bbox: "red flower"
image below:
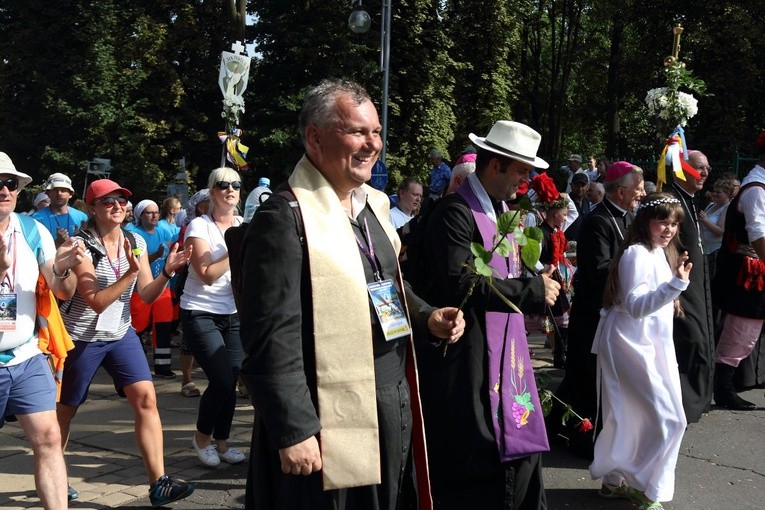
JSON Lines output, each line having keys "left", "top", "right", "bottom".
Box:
{"left": 517, "top": 181, "right": 529, "bottom": 195}
{"left": 756, "top": 132, "right": 765, "bottom": 152}
{"left": 530, "top": 173, "right": 560, "bottom": 204}
{"left": 578, "top": 418, "right": 594, "bottom": 433}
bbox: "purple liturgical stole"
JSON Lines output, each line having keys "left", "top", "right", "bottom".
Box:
{"left": 457, "top": 182, "right": 550, "bottom": 462}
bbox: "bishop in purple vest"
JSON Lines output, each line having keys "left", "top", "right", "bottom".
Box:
{"left": 417, "top": 121, "right": 561, "bottom": 509}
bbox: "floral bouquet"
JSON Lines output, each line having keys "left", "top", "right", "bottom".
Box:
{"left": 645, "top": 25, "right": 707, "bottom": 189}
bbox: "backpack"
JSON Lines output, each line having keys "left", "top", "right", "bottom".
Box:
{"left": 74, "top": 227, "right": 137, "bottom": 268}
{"left": 16, "top": 214, "right": 74, "bottom": 401}
{"left": 231, "top": 187, "right": 304, "bottom": 314}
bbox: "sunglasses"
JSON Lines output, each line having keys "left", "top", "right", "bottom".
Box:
{"left": 214, "top": 180, "right": 242, "bottom": 190}
{"left": 0, "top": 178, "right": 20, "bottom": 192}
{"left": 96, "top": 196, "right": 129, "bottom": 207}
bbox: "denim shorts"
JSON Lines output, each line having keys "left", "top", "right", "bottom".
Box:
{"left": 0, "top": 354, "right": 57, "bottom": 427}
{"left": 59, "top": 328, "right": 152, "bottom": 407}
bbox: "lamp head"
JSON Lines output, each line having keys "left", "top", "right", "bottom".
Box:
{"left": 349, "top": 8, "right": 371, "bottom": 34}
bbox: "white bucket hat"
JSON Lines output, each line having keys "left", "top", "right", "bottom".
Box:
{"left": 468, "top": 121, "right": 549, "bottom": 169}
{"left": 45, "top": 172, "right": 75, "bottom": 192}
{"left": 0, "top": 152, "right": 33, "bottom": 190}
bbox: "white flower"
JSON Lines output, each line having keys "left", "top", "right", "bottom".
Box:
{"left": 645, "top": 87, "right": 699, "bottom": 127}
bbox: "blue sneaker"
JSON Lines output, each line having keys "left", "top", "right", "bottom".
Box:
{"left": 149, "top": 475, "right": 194, "bottom": 507}
{"left": 67, "top": 485, "right": 79, "bottom": 501}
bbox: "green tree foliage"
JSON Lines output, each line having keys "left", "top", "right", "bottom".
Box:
{"left": 2, "top": 0, "right": 765, "bottom": 207}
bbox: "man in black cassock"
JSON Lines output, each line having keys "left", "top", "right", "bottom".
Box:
{"left": 238, "top": 79, "right": 463, "bottom": 510}
{"left": 668, "top": 150, "right": 715, "bottom": 422}
{"left": 417, "top": 120, "right": 560, "bottom": 509}
{"left": 554, "top": 162, "right": 645, "bottom": 459}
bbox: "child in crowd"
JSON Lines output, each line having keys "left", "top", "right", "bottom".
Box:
{"left": 589, "top": 192, "right": 692, "bottom": 510}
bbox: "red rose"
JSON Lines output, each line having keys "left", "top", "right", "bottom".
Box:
{"left": 530, "top": 173, "right": 560, "bottom": 204}
{"left": 517, "top": 181, "right": 529, "bottom": 195}
{"left": 578, "top": 418, "right": 594, "bottom": 433}
{"left": 756, "top": 131, "right": 765, "bottom": 152}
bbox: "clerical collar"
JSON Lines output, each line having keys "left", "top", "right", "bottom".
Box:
{"left": 604, "top": 197, "right": 629, "bottom": 216}
{"left": 467, "top": 171, "right": 505, "bottom": 223}
{"left": 344, "top": 186, "right": 368, "bottom": 221}
{"left": 672, "top": 181, "right": 695, "bottom": 198}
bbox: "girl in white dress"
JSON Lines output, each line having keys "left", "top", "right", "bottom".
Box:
{"left": 589, "top": 193, "right": 692, "bottom": 510}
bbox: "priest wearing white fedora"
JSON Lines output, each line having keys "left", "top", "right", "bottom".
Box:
{"left": 417, "top": 120, "right": 561, "bottom": 509}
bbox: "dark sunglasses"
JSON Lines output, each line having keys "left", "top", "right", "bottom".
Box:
{"left": 214, "top": 180, "right": 242, "bottom": 190}
{"left": 0, "top": 178, "right": 20, "bottom": 192}
{"left": 96, "top": 196, "right": 129, "bottom": 207}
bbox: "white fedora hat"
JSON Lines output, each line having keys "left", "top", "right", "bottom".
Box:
{"left": 468, "top": 121, "right": 549, "bottom": 169}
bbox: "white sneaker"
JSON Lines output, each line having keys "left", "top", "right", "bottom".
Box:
{"left": 192, "top": 435, "right": 220, "bottom": 467}
{"left": 218, "top": 447, "right": 246, "bottom": 464}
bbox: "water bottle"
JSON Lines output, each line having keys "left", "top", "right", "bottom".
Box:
{"left": 243, "top": 178, "right": 272, "bottom": 222}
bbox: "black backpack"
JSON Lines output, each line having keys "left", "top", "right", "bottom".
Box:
{"left": 75, "top": 228, "right": 137, "bottom": 268}
{"left": 229, "top": 187, "right": 304, "bottom": 314}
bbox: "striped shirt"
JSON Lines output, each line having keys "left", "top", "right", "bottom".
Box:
{"left": 61, "top": 234, "right": 147, "bottom": 342}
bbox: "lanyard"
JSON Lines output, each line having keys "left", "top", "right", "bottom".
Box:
{"left": 1, "top": 231, "right": 17, "bottom": 293}
{"left": 52, "top": 212, "right": 71, "bottom": 233}
{"left": 95, "top": 227, "right": 122, "bottom": 279}
{"left": 354, "top": 217, "right": 383, "bottom": 281}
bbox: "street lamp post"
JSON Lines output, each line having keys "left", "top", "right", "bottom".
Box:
{"left": 349, "top": 0, "right": 392, "bottom": 164}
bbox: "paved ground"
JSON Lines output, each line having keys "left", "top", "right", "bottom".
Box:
{"left": 1, "top": 336, "right": 763, "bottom": 509}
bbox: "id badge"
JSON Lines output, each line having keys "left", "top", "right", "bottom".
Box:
{"left": 0, "top": 293, "right": 18, "bottom": 331}
{"left": 367, "top": 279, "right": 411, "bottom": 341}
{"left": 96, "top": 300, "right": 125, "bottom": 333}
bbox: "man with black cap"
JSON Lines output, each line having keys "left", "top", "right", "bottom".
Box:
{"left": 565, "top": 172, "right": 593, "bottom": 241}
{"left": 0, "top": 152, "right": 85, "bottom": 508}
{"left": 33, "top": 173, "right": 88, "bottom": 247}
{"left": 418, "top": 121, "right": 561, "bottom": 509}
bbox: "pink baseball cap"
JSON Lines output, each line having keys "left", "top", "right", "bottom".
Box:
{"left": 605, "top": 161, "right": 635, "bottom": 183}
{"left": 85, "top": 179, "right": 132, "bottom": 205}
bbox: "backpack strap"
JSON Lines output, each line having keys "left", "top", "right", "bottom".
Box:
{"left": 16, "top": 214, "right": 44, "bottom": 263}
{"left": 275, "top": 188, "right": 305, "bottom": 247}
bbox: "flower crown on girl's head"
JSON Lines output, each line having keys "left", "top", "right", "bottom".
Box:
{"left": 637, "top": 197, "right": 681, "bottom": 211}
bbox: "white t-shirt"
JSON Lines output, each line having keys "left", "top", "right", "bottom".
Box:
{"left": 0, "top": 214, "right": 56, "bottom": 366}
{"left": 389, "top": 206, "right": 413, "bottom": 229}
{"left": 180, "top": 214, "right": 242, "bottom": 315}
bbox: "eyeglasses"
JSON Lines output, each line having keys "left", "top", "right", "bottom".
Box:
{"left": 214, "top": 180, "right": 242, "bottom": 190}
{"left": 142, "top": 210, "right": 160, "bottom": 216}
{"left": 694, "top": 165, "right": 712, "bottom": 173}
{"left": 96, "top": 196, "right": 128, "bottom": 207}
{"left": 0, "top": 178, "right": 19, "bottom": 192}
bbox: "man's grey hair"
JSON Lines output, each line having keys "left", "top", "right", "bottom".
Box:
{"left": 298, "top": 79, "right": 372, "bottom": 145}
{"left": 605, "top": 165, "right": 644, "bottom": 194}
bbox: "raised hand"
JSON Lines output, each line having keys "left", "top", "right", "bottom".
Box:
{"left": 53, "top": 236, "right": 86, "bottom": 273}
{"left": 676, "top": 251, "right": 692, "bottom": 281}
{"left": 164, "top": 242, "right": 191, "bottom": 274}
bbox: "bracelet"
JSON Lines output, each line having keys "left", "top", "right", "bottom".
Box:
{"left": 162, "top": 267, "right": 174, "bottom": 279}
{"left": 52, "top": 264, "right": 71, "bottom": 280}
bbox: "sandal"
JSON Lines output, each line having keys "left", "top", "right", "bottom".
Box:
{"left": 181, "top": 382, "right": 201, "bottom": 397}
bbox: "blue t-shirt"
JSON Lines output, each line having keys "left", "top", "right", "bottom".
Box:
{"left": 429, "top": 162, "right": 452, "bottom": 195}
{"left": 134, "top": 225, "right": 173, "bottom": 279}
{"left": 32, "top": 206, "right": 89, "bottom": 240}
{"left": 157, "top": 219, "right": 180, "bottom": 242}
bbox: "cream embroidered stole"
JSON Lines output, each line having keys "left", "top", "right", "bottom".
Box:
{"left": 288, "top": 156, "right": 400, "bottom": 490}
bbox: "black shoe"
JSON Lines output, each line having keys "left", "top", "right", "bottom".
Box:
{"left": 715, "top": 392, "right": 757, "bottom": 410}
{"left": 149, "top": 475, "right": 195, "bottom": 507}
{"left": 154, "top": 367, "right": 177, "bottom": 379}
{"left": 714, "top": 363, "right": 757, "bottom": 410}
{"left": 68, "top": 484, "right": 79, "bottom": 501}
